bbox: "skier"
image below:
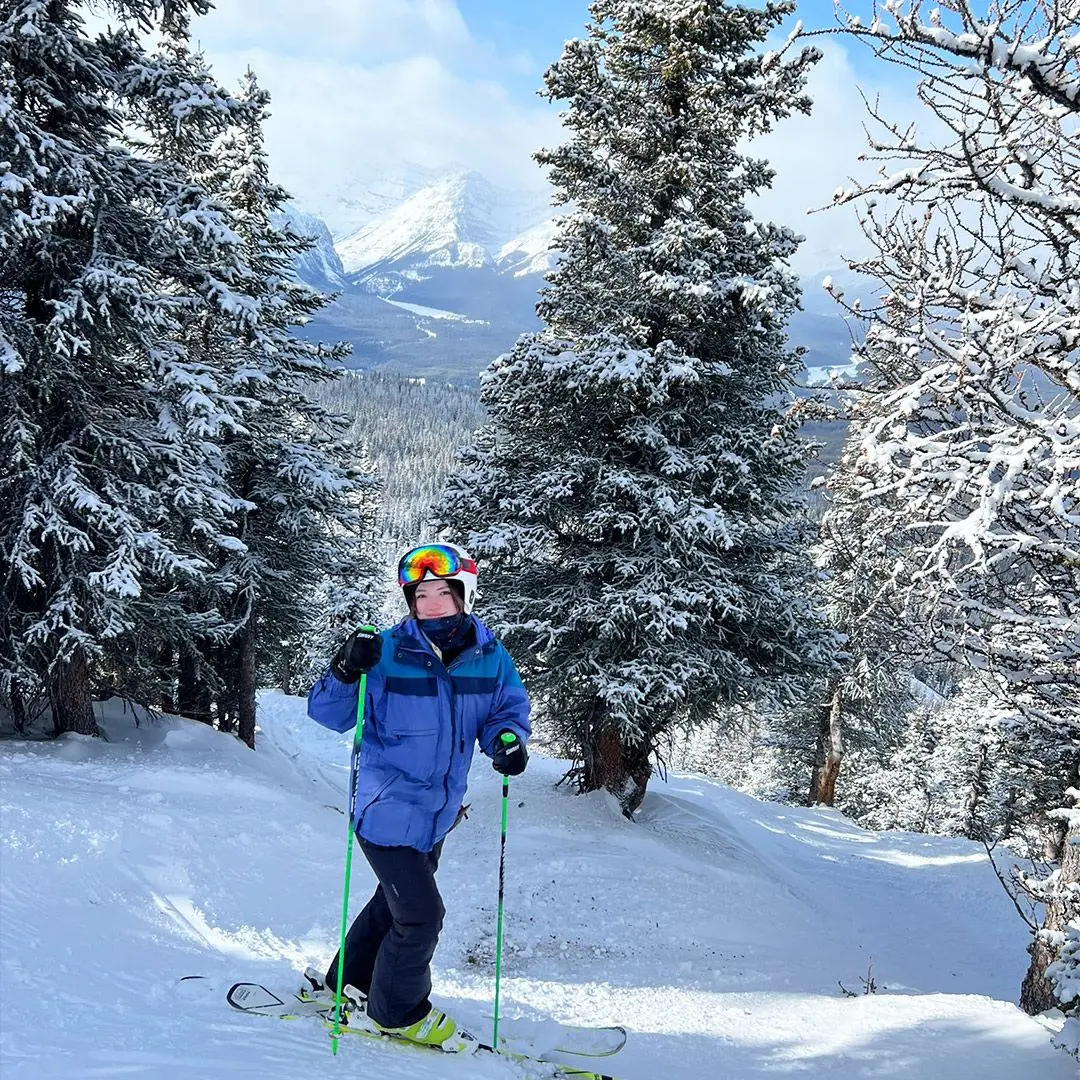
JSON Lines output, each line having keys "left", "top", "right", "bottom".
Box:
{"left": 307, "top": 542, "right": 531, "bottom": 1052}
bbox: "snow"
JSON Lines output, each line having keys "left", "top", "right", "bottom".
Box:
{"left": 804, "top": 360, "right": 860, "bottom": 386}
{"left": 496, "top": 218, "right": 563, "bottom": 278}
{"left": 380, "top": 297, "right": 488, "bottom": 324}
{"left": 335, "top": 171, "right": 552, "bottom": 279}
{"left": 0, "top": 694, "right": 1070, "bottom": 1080}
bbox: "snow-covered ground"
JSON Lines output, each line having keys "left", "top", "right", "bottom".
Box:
{"left": 0, "top": 693, "right": 1069, "bottom": 1080}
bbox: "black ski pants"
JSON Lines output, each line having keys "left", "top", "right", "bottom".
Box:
{"left": 324, "top": 838, "right": 445, "bottom": 1029}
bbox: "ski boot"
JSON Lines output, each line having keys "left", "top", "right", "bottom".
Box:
{"left": 372, "top": 1005, "right": 479, "bottom": 1053}
{"left": 299, "top": 967, "right": 366, "bottom": 1014}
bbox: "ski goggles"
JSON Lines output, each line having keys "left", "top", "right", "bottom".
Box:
{"left": 398, "top": 544, "right": 477, "bottom": 586}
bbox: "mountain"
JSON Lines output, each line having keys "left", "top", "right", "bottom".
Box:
{"left": 285, "top": 172, "right": 553, "bottom": 380}
{"left": 293, "top": 163, "right": 448, "bottom": 240}
{"left": 284, "top": 171, "right": 862, "bottom": 386}
{"left": 273, "top": 204, "right": 346, "bottom": 291}
{"left": 337, "top": 171, "right": 553, "bottom": 285}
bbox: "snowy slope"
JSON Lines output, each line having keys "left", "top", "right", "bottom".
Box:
{"left": 274, "top": 204, "right": 347, "bottom": 290}
{"left": 3, "top": 694, "right": 1066, "bottom": 1080}
{"left": 496, "top": 218, "right": 562, "bottom": 278}
{"left": 337, "top": 171, "right": 551, "bottom": 279}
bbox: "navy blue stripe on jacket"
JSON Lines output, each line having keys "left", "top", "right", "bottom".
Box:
{"left": 308, "top": 615, "right": 530, "bottom": 852}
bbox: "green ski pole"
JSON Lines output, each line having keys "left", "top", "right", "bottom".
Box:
{"left": 492, "top": 731, "right": 515, "bottom": 1049}
{"left": 330, "top": 626, "right": 376, "bottom": 1054}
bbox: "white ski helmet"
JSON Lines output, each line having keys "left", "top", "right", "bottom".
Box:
{"left": 397, "top": 542, "right": 479, "bottom": 614}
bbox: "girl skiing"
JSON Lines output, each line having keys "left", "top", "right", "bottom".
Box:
{"left": 307, "top": 542, "right": 531, "bottom": 1051}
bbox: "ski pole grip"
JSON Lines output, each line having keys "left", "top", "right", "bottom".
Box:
{"left": 500, "top": 732, "right": 516, "bottom": 745}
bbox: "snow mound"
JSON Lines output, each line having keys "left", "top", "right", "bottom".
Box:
{"left": 0, "top": 693, "right": 1070, "bottom": 1079}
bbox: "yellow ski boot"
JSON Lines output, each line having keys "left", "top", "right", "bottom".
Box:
{"left": 375, "top": 1006, "right": 478, "bottom": 1053}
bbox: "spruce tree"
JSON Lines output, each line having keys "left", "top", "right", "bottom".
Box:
{"left": 186, "top": 69, "right": 382, "bottom": 746}
{"left": 433, "top": 0, "right": 836, "bottom": 814}
{"left": 0, "top": 1, "right": 252, "bottom": 734}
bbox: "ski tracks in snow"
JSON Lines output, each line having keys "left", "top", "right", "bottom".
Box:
{"left": 0, "top": 696, "right": 1074, "bottom": 1080}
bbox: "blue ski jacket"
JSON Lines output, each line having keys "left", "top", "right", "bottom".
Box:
{"left": 307, "top": 615, "right": 531, "bottom": 852}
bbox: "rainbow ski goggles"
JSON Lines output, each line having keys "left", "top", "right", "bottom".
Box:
{"left": 398, "top": 544, "right": 477, "bottom": 586}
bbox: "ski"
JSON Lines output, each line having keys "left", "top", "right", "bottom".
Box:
{"left": 225, "top": 981, "right": 332, "bottom": 1020}
{"left": 321, "top": 1012, "right": 622, "bottom": 1080}
{"left": 225, "top": 981, "right": 626, "bottom": 1068}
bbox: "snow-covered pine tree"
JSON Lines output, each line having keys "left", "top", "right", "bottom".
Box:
{"left": 839, "top": 677, "right": 1017, "bottom": 840}
{"left": 432, "top": 0, "right": 837, "bottom": 815}
{"left": 0, "top": 0, "right": 257, "bottom": 735}
{"left": 308, "top": 371, "right": 486, "bottom": 552}
{"left": 799, "top": 0, "right": 1079, "bottom": 1026}
{"left": 808, "top": 341, "right": 936, "bottom": 806}
{"left": 185, "top": 68, "right": 382, "bottom": 747}
{"left": 112, "top": 7, "right": 258, "bottom": 720}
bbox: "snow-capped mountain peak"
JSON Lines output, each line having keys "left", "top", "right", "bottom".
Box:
{"left": 336, "top": 170, "right": 552, "bottom": 280}
{"left": 496, "top": 216, "right": 563, "bottom": 278}
{"left": 294, "top": 163, "right": 448, "bottom": 241}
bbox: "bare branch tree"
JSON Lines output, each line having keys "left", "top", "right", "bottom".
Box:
{"left": 792, "top": 0, "right": 1078, "bottom": 1035}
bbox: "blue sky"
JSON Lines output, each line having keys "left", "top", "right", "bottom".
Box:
{"left": 454, "top": 0, "right": 886, "bottom": 95}
{"left": 172, "top": 0, "right": 916, "bottom": 270}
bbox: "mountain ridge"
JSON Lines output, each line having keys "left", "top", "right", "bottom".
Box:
{"left": 334, "top": 170, "right": 554, "bottom": 284}
{"left": 285, "top": 169, "right": 860, "bottom": 384}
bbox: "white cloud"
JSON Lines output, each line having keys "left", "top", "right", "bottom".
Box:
{"left": 207, "top": 48, "right": 558, "bottom": 212}
{"left": 187, "top": 1, "right": 559, "bottom": 223}
{"left": 750, "top": 42, "right": 917, "bottom": 275}
{"left": 194, "top": 0, "right": 471, "bottom": 61}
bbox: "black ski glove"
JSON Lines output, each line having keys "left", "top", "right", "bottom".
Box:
{"left": 491, "top": 730, "right": 528, "bottom": 776}
{"left": 330, "top": 626, "right": 381, "bottom": 684}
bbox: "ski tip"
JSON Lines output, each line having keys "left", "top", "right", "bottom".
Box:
{"left": 226, "top": 982, "right": 288, "bottom": 1012}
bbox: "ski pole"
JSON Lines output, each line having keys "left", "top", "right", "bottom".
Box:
{"left": 492, "top": 732, "right": 515, "bottom": 1049}
{"left": 330, "top": 626, "right": 376, "bottom": 1054}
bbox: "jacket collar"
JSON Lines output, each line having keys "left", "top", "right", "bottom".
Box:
{"left": 391, "top": 614, "right": 495, "bottom": 654}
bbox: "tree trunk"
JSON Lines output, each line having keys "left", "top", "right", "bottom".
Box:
{"left": 1020, "top": 779, "right": 1080, "bottom": 1015}
{"left": 216, "top": 644, "right": 236, "bottom": 734}
{"left": 236, "top": 613, "right": 258, "bottom": 750}
{"left": 9, "top": 681, "right": 30, "bottom": 735}
{"left": 157, "top": 644, "right": 176, "bottom": 714}
{"left": 50, "top": 647, "right": 97, "bottom": 737}
{"left": 809, "top": 682, "right": 843, "bottom": 806}
{"left": 279, "top": 649, "right": 294, "bottom": 698}
{"left": 177, "top": 647, "right": 212, "bottom": 725}
{"left": 1020, "top": 933, "right": 1058, "bottom": 1015}
{"left": 583, "top": 717, "right": 653, "bottom": 819}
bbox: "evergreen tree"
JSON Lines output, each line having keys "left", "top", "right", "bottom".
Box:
{"left": 186, "top": 68, "right": 382, "bottom": 746}
{"left": 808, "top": 342, "right": 934, "bottom": 806}
{"left": 0, "top": 0, "right": 253, "bottom": 735}
{"left": 433, "top": 0, "right": 837, "bottom": 814}
{"left": 838, "top": 678, "right": 1019, "bottom": 840}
